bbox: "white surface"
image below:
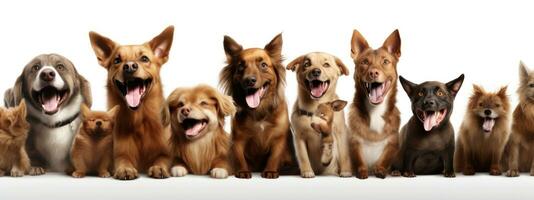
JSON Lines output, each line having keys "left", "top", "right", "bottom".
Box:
{"left": 1, "top": 0, "right": 534, "bottom": 199}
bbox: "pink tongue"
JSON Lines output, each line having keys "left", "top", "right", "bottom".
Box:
{"left": 423, "top": 112, "right": 437, "bottom": 132}
{"left": 311, "top": 82, "right": 328, "bottom": 98}
{"left": 483, "top": 118, "right": 495, "bottom": 132}
{"left": 245, "top": 87, "right": 264, "bottom": 108}
{"left": 185, "top": 122, "right": 205, "bottom": 136}
{"left": 369, "top": 84, "right": 384, "bottom": 104}
{"left": 125, "top": 86, "right": 141, "bottom": 107}
{"left": 42, "top": 94, "right": 59, "bottom": 112}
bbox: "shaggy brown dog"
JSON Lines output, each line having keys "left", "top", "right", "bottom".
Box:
{"left": 0, "top": 101, "right": 30, "bottom": 177}
{"left": 220, "top": 34, "right": 294, "bottom": 179}
{"left": 89, "top": 26, "right": 174, "bottom": 180}
{"left": 167, "top": 85, "right": 235, "bottom": 179}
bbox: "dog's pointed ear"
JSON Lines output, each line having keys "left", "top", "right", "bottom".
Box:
{"left": 286, "top": 55, "right": 305, "bottom": 72}
{"left": 472, "top": 84, "right": 485, "bottom": 96}
{"left": 351, "top": 29, "right": 370, "bottom": 60}
{"left": 497, "top": 85, "right": 508, "bottom": 98}
{"left": 80, "top": 104, "right": 91, "bottom": 118}
{"left": 520, "top": 61, "right": 530, "bottom": 85}
{"left": 107, "top": 105, "right": 120, "bottom": 118}
{"left": 89, "top": 31, "right": 118, "bottom": 68}
{"left": 382, "top": 29, "right": 401, "bottom": 58}
{"left": 334, "top": 56, "right": 349, "bottom": 76}
{"left": 223, "top": 35, "right": 243, "bottom": 64}
{"left": 4, "top": 74, "right": 23, "bottom": 107}
{"left": 446, "top": 74, "right": 465, "bottom": 97}
{"left": 330, "top": 100, "right": 348, "bottom": 112}
{"left": 15, "top": 100, "right": 27, "bottom": 120}
{"left": 265, "top": 33, "right": 283, "bottom": 63}
{"left": 399, "top": 76, "right": 417, "bottom": 95}
{"left": 149, "top": 26, "right": 174, "bottom": 63}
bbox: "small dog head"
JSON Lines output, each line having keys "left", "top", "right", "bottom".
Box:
{"left": 400, "top": 74, "right": 464, "bottom": 132}
{"left": 351, "top": 29, "right": 401, "bottom": 105}
{"left": 518, "top": 61, "right": 534, "bottom": 102}
{"left": 80, "top": 104, "right": 119, "bottom": 136}
{"left": 287, "top": 52, "right": 349, "bottom": 99}
{"left": 0, "top": 101, "right": 29, "bottom": 137}
{"left": 220, "top": 34, "right": 285, "bottom": 110}
{"left": 310, "top": 100, "right": 347, "bottom": 135}
{"left": 167, "top": 85, "right": 236, "bottom": 140}
{"left": 468, "top": 85, "right": 509, "bottom": 133}
{"left": 89, "top": 26, "right": 174, "bottom": 110}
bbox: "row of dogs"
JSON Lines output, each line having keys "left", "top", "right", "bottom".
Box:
{"left": 0, "top": 26, "right": 532, "bottom": 180}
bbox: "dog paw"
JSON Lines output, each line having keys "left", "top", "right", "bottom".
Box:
{"left": 374, "top": 167, "right": 387, "bottom": 179}
{"left": 463, "top": 167, "right": 475, "bottom": 176}
{"left": 300, "top": 171, "right": 315, "bottom": 178}
{"left": 148, "top": 165, "right": 170, "bottom": 179}
{"left": 113, "top": 167, "right": 138, "bottom": 180}
{"left": 339, "top": 171, "right": 352, "bottom": 178}
{"left": 0, "top": 170, "right": 5, "bottom": 176}
{"left": 489, "top": 168, "right": 502, "bottom": 176}
{"left": 444, "top": 171, "right": 456, "bottom": 178}
{"left": 390, "top": 170, "right": 401, "bottom": 177}
{"left": 402, "top": 171, "right": 416, "bottom": 178}
{"left": 171, "top": 166, "right": 188, "bottom": 177}
{"left": 10, "top": 168, "right": 24, "bottom": 177}
{"left": 29, "top": 167, "right": 45, "bottom": 176}
{"left": 72, "top": 171, "right": 85, "bottom": 178}
{"left": 210, "top": 168, "right": 228, "bottom": 179}
{"left": 235, "top": 171, "right": 252, "bottom": 179}
{"left": 98, "top": 171, "right": 111, "bottom": 178}
{"left": 506, "top": 169, "right": 519, "bottom": 177}
{"left": 356, "top": 168, "right": 368, "bottom": 179}
{"left": 261, "top": 171, "right": 279, "bottom": 179}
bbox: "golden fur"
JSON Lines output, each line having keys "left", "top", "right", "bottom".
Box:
{"left": 0, "top": 101, "right": 30, "bottom": 177}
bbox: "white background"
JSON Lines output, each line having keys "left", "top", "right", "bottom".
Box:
{"left": 1, "top": 0, "right": 534, "bottom": 199}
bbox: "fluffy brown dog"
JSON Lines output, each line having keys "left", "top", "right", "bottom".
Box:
{"left": 455, "top": 85, "right": 510, "bottom": 175}
{"left": 167, "top": 85, "right": 235, "bottom": 179}
{"left": 89, "top": 26, "right": 174, "bottom": 180}
{"left": 70, "top": 105, "right": 119, "bottom": 178}
{"left": 220, "top": 34, "right": 294, "bottom": 179}
{"left": 0, "top": 101, "right": 30, "bottom": 177}
{"left": 310, "top": 100, "right": 348, "bottom": 168}
{"left": 348, "top": 29, "right": 401, "bottom": 179}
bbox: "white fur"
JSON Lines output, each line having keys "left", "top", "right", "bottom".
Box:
{"left": 33, "top": 118, "right": 80, "bottom": 172}
{"left": 210, "top": 168, "right": 228, "bottom": 179}
{"left": 32, "top": 66, "right": 65, "bottom": 91}
{"left": 368, "top": 95, "right": 388, "bottom": 133}
{"left": 361, "top": 139, "right": 388, "bottom": 168}
{"left": 171, "top": 166, "right": 188, "bottom": 177}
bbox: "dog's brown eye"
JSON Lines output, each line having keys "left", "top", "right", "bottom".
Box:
{"left": 304, "top": 60, "right": 311, "bottom": 67}
{"left": 260, "top": 62, "right": 268, "bottom": 69}
{"left": 140, "top": 55, "right": 150, "bottom": 63}
{"left": 323, "top": 63, "right": 330, "bottom": 68}
{"left": 56, "top": 64, "right": 65, "bottom": 71}
{"left": 383, "top": 59, "right": 390, "bottom": 65}
{"left": 177, "top": 102, "right": 184, "bottom": 108}
{"left": 496, "top": 104, "right": 501, "bottom": 107}
{"left": 113, "top": 56, "right": 122, "bottom": 65}
{"left": 32, "top": 64, "right": 41, "bottom": 71}
{"left": 479, "top": 103, "right": 483, "bottom": 107}
{"left": 200, "top": 101, "right": 209, "bottom": 106}
{"left": 361, "top": 59, "right": 369, "bottom": 65}
{"left": 418, "top": 91, "right": 424, "bottom": 97}
{"left": 237, "top": 63, "right": 245, "bottom": 71}
{"left": 529, "top": 83, "right": 534, "bottom": 88}
{"left": 437, "top": 91, "right": 444, "bottom": 96}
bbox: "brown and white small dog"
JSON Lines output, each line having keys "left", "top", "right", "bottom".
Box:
{"left": 89, "top": 26, "right": 174, "bottom": 180}
{"left": 220, "top": 34, "right": 295, "bottom": 178}
{"left": 0, "top": 101, "right": 30, "bottom": 177}
{"left": 455, "top": 85, "right": 510, "bottom": 175}
{"left": 505, "top": 62, "right": 534, "bottom": 177}
{"left": 167, "top": 85, "right": 235, "bottom": 179}
{"left": 70, "top": 104, "right": 119, "bottom": 178}
{"left": 287, "top": 52, "right": 352, "bottom": 178}
{"left": 348, "top": 29, "right": 401, "bottom": 179}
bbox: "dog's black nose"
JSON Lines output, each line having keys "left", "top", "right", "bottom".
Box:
{"left": 40, "top": 69, "right": 55, "bottom": 82}
{"left": 244, "top": 76, "right": 257, "bottom": 87}
{"left": 423, "top": 99, "right": 436, "bottom": 106}
{"left": 96, "top": 121, "right": 102, "bottom": 127}
{"left": 311, "top": 68, "right": 321, "bottom": 77}
{"left": 181, "top": 107, "right": 191, "bottom": 116}
{"left": 123, "top": 62, "right": 138, "bottom": 74}
{"left": 484, "top": 109, "right": 492, "bottom": 116}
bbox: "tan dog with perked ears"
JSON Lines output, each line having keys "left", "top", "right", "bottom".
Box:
{"left": 89, "top": 26, "right": 174, "bottom": 180}
{"left": 348, "top": 29, "right": 401, "bottom": 179}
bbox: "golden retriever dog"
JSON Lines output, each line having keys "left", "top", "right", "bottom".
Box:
{"left": 220, "top": 34, "right": 295, "bottom": 179}
{"left": 455, "top": 85, "right": 510, "bottom": 175}
{"left": 167, "top": 85, "right": 235, "bottom": 179}
{"left": 0, "top": 101, "right": 30, "bottom": 177}
{"left": 286, "top": 52, "right": 352, "bottom": 178}
{"left": 89, "top": 26, "right": 174, "bottom": 180}
{"left": 348, "top": 29, "right": 401, "bottom": 179}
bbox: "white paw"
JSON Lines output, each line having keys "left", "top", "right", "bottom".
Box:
{"left": 10, "top": 167, "right": 24, "bottom": 177}
{"left": 340, "top": 171, "right": 352, "bottom": 177}
{"left": 301, "top": 171, "right": 315, "bottom": 178}
{"left": 171, "top": 166, "right": 188, "bottom": 177}
{"left": 210, "top": 168, "right": 228, "bottom": 179}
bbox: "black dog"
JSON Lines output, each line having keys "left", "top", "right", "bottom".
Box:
{"left": 394, "top": 74, "right": 464, "bottom": 177}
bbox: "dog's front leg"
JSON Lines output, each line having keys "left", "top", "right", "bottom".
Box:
{"left": 336, "top": 132, "right": 353, "bottom": 177}
{"left": 210, "top": 154, "right": 230, "bottom": 179}
{"left": 490, "top": 142, "right": 504, "bottom": 176}
{"left": 402, "top": 149, "right": 417, "bottom": 178}
{"left": 170, "top": 157, "right": 188, "bottom": 177}
{"left": 148, "top": 152, "right": 171, "bottom": 179}
{"left": 262, "top": 135, "right": 286, "bottom": 179}
{"left": 294, "top": 134, "right": 314, "bottom": 178}
{"left": 374, "top": 138, "right": 399, "bottom": 179}
{"left": 10, "top": 147, "right": 30, "bottom": 177}
{"left": 97, "top": 153, "right": 112, "bottom": 178}
{"left": 442, "top": 143, "right": 456, "bottom": 178}
{"left": 232, "top": 136, "right": 251, "bottom": 179}
{"left": 350, "top": 139, "right": 368, "bottom": 179}
{"left": 506, "top": 135, "right": 520, "bottom": 177}
{"left": 113, "top": 136, "right": 139, "bottom": 180}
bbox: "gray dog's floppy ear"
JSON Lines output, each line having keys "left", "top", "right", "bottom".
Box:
{"left": 4, "top": 74, "right": 24, "bottom": 107}
{"left": 78, "top": 74, "right": 93, "bottom": 108}
{"left": 399, "top": 76, "right": 417, "bottom": 95}
{"left": 446, "top": 74, "right": 465, "bottom": 97}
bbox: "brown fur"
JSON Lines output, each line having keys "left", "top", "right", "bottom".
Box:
{"left": 89, "top": 26, "right": 174, "bottom": 180}
{"left": 0, "top": 101, "right": 30, "bottom": 177}
{"left": 220, "top": 34, "right": 295, "bottom": 179}
{"left": 310, "top": 100, "right": 347, "bottom": 168}
{"left": 455, "top": 85, "right": 510, "bottom": 175}
{"left": 70, "top": 105, "right": 119, "bottom": 178}
{"left": 348, "top": 29, "right": 401, "bottom": 179}
{"left": 167, "top": 85, "right": 235, "bottom": 178}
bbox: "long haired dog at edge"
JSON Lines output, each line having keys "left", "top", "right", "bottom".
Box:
{"left": 220, "top": 34, "right": 296, "bottom": 179}
{"left": 89, "top": 26, "right": 174, "bottom": 180}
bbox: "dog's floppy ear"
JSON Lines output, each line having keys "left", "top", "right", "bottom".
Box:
{"left": 519, "top": 61, "right": 530, "bottom": 85}
{"left": 4, "top": 74, "right": 23, "bottom": 107}
{"left": 78, "top": 74, "right": 93, "bottom": 108}
{"left": 80, "top": 103, "right": 91, "bottom": 118}
{"left": 107, "top": 105, "right": 120, "bottom": 118}
{"left": 286, "top": 55, "right": 305, "bottom": 72}
{"left": 161, "top": 101, "right": 171, "bottom": 127}
{"left": 212, "top": 88, "right": 236, "bottom": 118}
{"left": 330, "top": 100, "right": 348, "bottom": 112}
{"left": 399, "top": 76, "right": 417, "bottom": 95}
{"left": 89, "top": 31, "right": 118, "bottom": 68}
{"left": 149, "top": 26, "right": 174, "bottom": 64}
{"left": 265, "top": 33, "right": 283, "bottom": 63}
{"left": 334, "top": 56, "right": 349, "bottom": 76}
{"left": 472, "top": 84, "right": 485, "bottom": 96}
{"left": 446, "top": 74, "right": 465, "bottom": 97}
{"left": 351, "top": 29, "right": 370, "bottom": 60}
{"left": 223, "top": 35, "right": 243, "bottom": 64}
{"left": 382, "top": 29, "right": 401, "bottom": 59}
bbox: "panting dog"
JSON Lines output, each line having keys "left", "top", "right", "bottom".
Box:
{"left": 0, "top": 101, "right": 30, "bottom": 177}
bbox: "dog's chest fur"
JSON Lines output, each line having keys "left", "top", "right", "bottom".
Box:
{"left": 367, "top": 96, "right": 389, "bottom": 133}
{"left": 33, "top": 118, "right": 80, "bottom": 172}
{"left": 181, "top": 133, "right": 215, "bottom": 174}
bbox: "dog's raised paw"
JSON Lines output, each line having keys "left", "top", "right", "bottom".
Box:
{"left": 261, "top": 171, "right": 279, "bottom": 179}
{"left": 301, "top": 171, "right": 315, "bottom": 178}
{"left": 506, "top": 169, "right": 519, "bottom": 177}
{"left": 210, "top": 168, "right": 228, "bottom": 179}
{"left": 171, "top": 166, "right": 188, "bottom": 177}
{"left": 148, "top": 165, "right": 170, "bottom": 179}
{"left": 29, "top": 167, "right": 45, "bottom": 176}
{"left": 114, "top": 167, "right": 138, "bottom": 180}
{"left": 235, "top": 171, "right": 252, "bottom": 179}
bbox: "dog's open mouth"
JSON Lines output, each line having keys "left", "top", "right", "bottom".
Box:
{"left": 365, "top": 80, "right": 391, "bottom": 105}
{"left": 245, "top": 82, "right": 269, "bottom": 109}
{"left": 306, "top": 79, "right": 330, "bottom": 99}
{"left": 181, "top": 118, "right": 208, "bottom": 138}
{"left": 32, "top": 86, "right": 68, "bottom": 115}
{"left": 482, "top": 117, "right": 496, "bottom": 133}
{"left": 115, "top": 78, "right": 152, "bottom": 109}
{"left": 416, "top": 109, "right": 447, "bottom": 132}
